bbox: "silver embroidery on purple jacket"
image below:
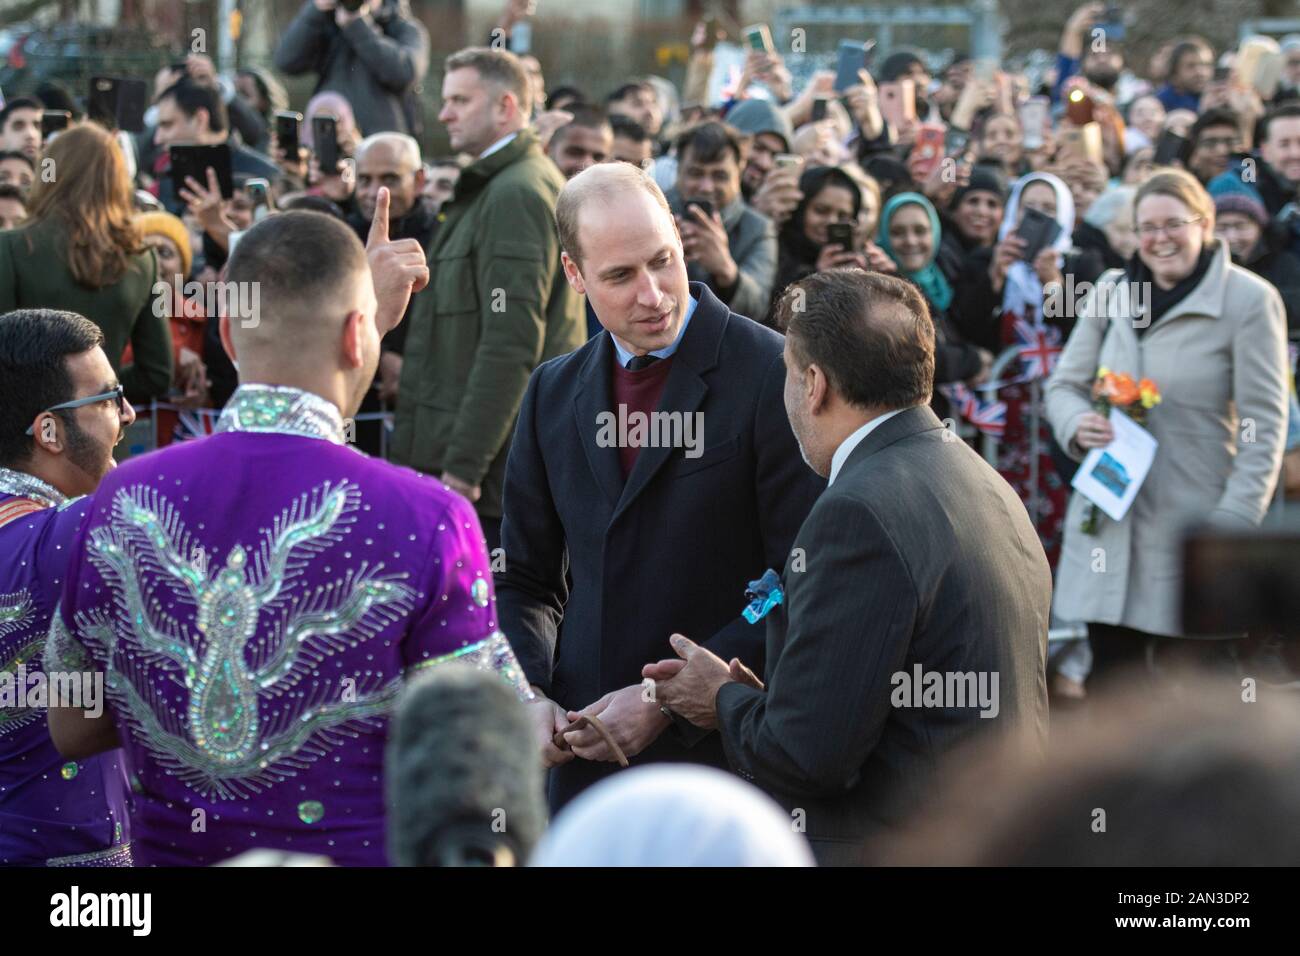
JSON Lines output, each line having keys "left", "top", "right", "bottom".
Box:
{"left": 71, "top": 479, "right": 418, "bottom": 799}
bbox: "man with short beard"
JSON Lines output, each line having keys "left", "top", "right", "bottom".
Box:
{"left": 0, "top": 98, "right": 42, "bottom": 164}
{"left": 0, "top": 308, "right": 134, "bottom": 866}
{"left": 1052, "top": 3, "right": 1124, "bottom": 105}
{"left": 346, "top": 132, "right": 438, "bottom": 451}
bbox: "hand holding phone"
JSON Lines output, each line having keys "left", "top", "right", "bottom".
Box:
{"left": 313, "top": 114, "right": 341, "bottom": 175}
{"left": 834, "top": 39, "right": 876, "bottom": 93}
{"left": 275, "top": 111, "right": 303, "bottom": 158}
{"left": 1015, "top": 206, "right": 1063, "bottom": 262}
{"left": 742, "top": 23, "right": 776, "bottom": 54}
{"left": 170, "top": 144, "right": 234, "bottom": 201}
{"left": 827, "top": 221, "right": 855, "bottom": 252}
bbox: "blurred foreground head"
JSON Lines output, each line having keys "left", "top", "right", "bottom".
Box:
{"left": 387, "top": 667, "right": 546, "bottom": 867}
{"left": 881, "top": 676, "right": 1300, "bottom": 865}
{"left": 530, "top": 765, "right": 815, "bottom": 866}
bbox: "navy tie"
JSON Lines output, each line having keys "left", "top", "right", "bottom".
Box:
{"left": 626, "top": 354, "right": 661, "bottom": 371}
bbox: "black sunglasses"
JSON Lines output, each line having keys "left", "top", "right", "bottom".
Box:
{"left": 25, "top": 385, "right": 126, "bottom": 436}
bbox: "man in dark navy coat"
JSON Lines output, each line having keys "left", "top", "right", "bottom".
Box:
{"left": 496, "top": 162, "right": 823, "bottom": 808}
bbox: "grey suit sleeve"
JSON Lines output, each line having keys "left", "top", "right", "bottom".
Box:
{"left": 716, "top": 493, "right": 918, "bottom": 797}
{"left": 723, "top": 216, "right": 777, "bottom": 320}
{"left": 494, "top": 367, "right": 568, "bottom": 694}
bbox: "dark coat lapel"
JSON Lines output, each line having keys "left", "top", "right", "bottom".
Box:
{"left": 574, "top": 333, "right": 626, "bottom": 509}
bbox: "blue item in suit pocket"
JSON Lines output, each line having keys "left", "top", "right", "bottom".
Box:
{"left": 743, "top": 568, "right": 784, "bottom": 623}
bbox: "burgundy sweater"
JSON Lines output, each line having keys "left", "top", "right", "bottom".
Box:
{"left": 609, "top": 354, "right": 675, "bottom": 478}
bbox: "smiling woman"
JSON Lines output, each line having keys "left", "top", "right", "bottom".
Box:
{"left": 1046, "top": 167, "right": 1290, "bottom": 680}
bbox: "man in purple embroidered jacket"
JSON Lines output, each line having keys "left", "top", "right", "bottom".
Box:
{"left": 0, "top": 309, "right": 133, "bottom": 866}
{"left": 45, "top": 197, "right": 534, "bottom": 866}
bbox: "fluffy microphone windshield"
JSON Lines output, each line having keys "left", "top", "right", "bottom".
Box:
{"left": 386, "top": 666, "right": 546, "bottom": 866}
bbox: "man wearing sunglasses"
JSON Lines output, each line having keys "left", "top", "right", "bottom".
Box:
{"left": 0, "top": 308, "right": 133, "bottom": 866}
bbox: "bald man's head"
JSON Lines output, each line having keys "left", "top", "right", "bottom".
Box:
{"left": 356, "top": 133, "right": 425, "bottom": 221}
{"left": 556, "top": 160, "right": 675, "bottom": 271}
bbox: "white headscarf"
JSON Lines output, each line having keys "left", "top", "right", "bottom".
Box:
{"left": 997, "top": 171, "right": 1075, "bottom": 325}
{"left": 529, "top": 765, "right": 816, "bottom": 867}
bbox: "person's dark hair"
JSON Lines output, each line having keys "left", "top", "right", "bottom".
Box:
{"left": 880, "top": 50, "right": 925, "bottom": 83}
{"left": 158, "top": 78, "right": 228, "bottom": 135}
{"left": 0, "top": 150, "right": 36, "bottom": 172}
{"left": 35, "top": 81, "right": 79, "bottom": 117}
{"left": 674, "top": 121, "right": 746, "bottom": 167}
{"left": 862, "top": 154, "right": 915, "bottom": 202}
{"left": 1259, "top": 102, "right": 1300, "bottom": 143}
{"left": 787, "top": 165, "right": 862, "bottom": 244}
{"left": 546, "top": 85, "right": 587, "bottom": 111}
{"left": 235, "top": 67, "right": 288, "bottom": 114}
{"left": 777, "top": 270, "right": 935, "bottom": 409}
{"left": 277, "top": 194, "right": 347, "bottom": 219}
{"left": 553, "top": 104, "right": 611, "bottom": 141}
{"left": 0, "top": 309, "right": 104, "bottom": 467}
{"left": 0, "top": 97, "right": 42, "bottom": 132}
{"left": 1190, "top": 107, "right": 1240, "bottom": 145}
{"left": 607, "top": 81, "right": 654, "bottom": 105}
{"left": 610, "top": 114, "right": 650, "bottom": 144}
{"left": 1168, "top": 39, "right": 1211, "bottom": 80}
{"left": 227, "top": 211, "right": 368, "bottom": 317}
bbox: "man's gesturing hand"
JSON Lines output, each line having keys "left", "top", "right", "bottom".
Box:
{"left": 562, "top": 684, "right": 670, "bottom": 762}
{"left": 529, "top": 689, "right": 576, "bottom": 768}
{"left": 642, "top": 634, "right": 734, "bottom": 730}
{"left": 367, "top": 186, "right": 429, "bottom": 334}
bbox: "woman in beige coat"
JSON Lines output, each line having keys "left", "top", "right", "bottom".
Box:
{"left": 1046, "top": 168, "right": 1288, "bottom": 681}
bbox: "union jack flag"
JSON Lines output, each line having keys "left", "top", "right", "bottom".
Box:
{"left": 171, "top": 408, "right": 221, "bottom": 444}
{"left": 1013, "top": 317, "right": 1063, "bottom": 382}
{"left": 941, "top": 383, "right": 1007, "bottom": 438}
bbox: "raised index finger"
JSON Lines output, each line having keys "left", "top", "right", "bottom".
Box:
{"left": 367, "top": 186, "right": 390, "bottom": 248}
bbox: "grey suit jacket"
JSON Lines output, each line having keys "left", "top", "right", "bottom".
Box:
{"left": 716, "top": 404, "right": 1051, "bottom": 865}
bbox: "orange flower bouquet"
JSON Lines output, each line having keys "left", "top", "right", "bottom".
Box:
{"left": 1081, "top": 368, "right": 1161, "bottom": 534}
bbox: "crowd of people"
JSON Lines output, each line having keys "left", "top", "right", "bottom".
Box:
{"left": 1, "top": 0, "right": 1299, "bottom": 868}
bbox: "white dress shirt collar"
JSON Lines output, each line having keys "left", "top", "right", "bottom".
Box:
{"left": 828, "top": 409, "right": 906, "bottom": 486}
{"left": 610, "top": 293, "right": 698, "bottom": 369}
{"left": 478, "top": 131, "right": 519, "bottom": 160}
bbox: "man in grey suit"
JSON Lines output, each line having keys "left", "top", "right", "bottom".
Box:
{"left": 647, "top": 269, "right": 1051, "bottom": 866}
